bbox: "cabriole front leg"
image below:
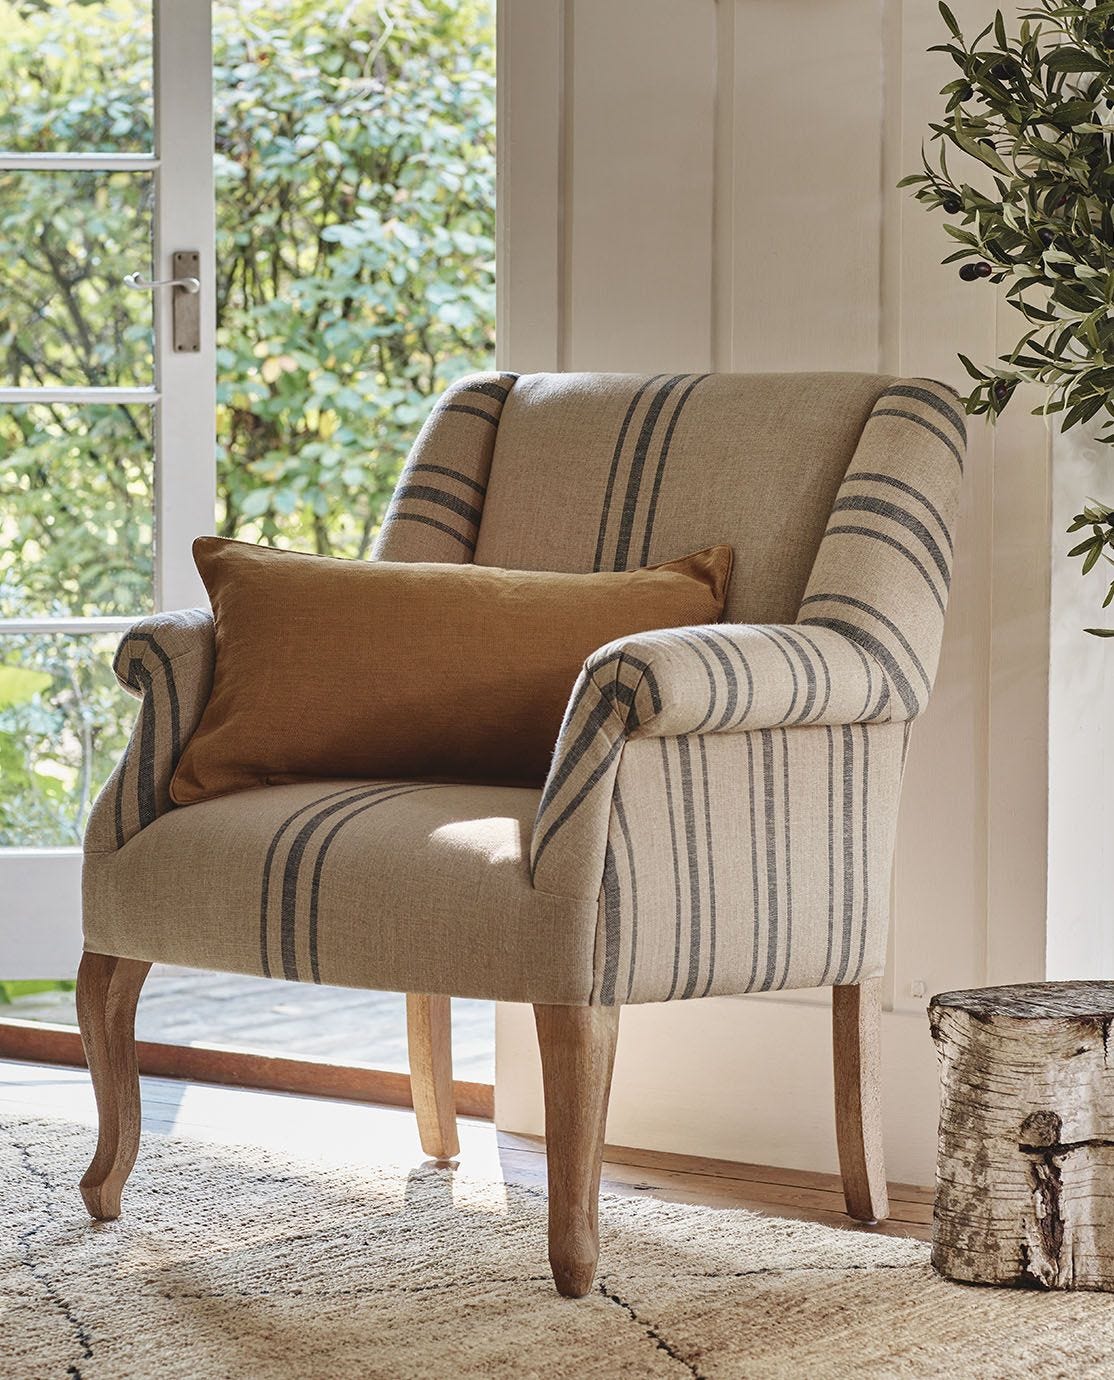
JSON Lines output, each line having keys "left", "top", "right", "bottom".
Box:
{"left": 76, "top": 950, "right": 151, "bottom": 1220}
{"left": 533, "top": 1003, "right": 621, "bottom": 1298}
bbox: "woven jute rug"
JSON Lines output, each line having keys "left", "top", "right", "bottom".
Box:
{"left": 5, "top": 1113, "right": 1114, "bottom": 1379}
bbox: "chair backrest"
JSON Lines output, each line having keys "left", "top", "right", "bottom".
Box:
{"left": 376, "top": 370, "right": 965, "bottom": 713}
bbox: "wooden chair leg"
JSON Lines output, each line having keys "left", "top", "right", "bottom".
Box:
{"left": 76, "top": 950, "right": 151, "bottom": 1220}
{"left": 406, "top": 993, "right": 459, "bottom": 1160}
{"left": 833, "top": 977, "right": 889, "bottom": 1224}
{"left": 534, "top": 1002, "right": 620, "bottom": 1298}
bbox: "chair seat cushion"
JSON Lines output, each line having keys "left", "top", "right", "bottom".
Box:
{"left": 83, "top": 780, "right": 598, "bottom": 1004}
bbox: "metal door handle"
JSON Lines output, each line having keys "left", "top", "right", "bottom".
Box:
{"left": 124, "top": 271, "right": 200, "bottom": 294}
{"left": 123, "top": 250, "right": 202, "bottom": 353}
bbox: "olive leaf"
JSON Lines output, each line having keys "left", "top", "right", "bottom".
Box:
{"left": 905, "top": 0, "right": 1114, "bottom": 633}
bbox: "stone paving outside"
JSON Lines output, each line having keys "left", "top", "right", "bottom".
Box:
{"left": 8, "top": 965, "right": 495, "bottom": 1083}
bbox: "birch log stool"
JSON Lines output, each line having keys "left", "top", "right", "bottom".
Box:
{"left": 930, "top": 982, "right": 1114, "bottom": 1292}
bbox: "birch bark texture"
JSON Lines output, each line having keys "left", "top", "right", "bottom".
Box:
{"left": 930, "top": 982, "right": 1114, "bottom": 1291}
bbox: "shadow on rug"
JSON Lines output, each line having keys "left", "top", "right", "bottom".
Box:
{"left": 3, "top": 1112, "right": 1114, "bottom": 1379}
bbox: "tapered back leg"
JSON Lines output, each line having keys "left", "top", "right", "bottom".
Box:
{"left": 405, "top": 993, "right": 459, "bottom": 1160}
{"left": 76, "top": 951, "right": 152, "bottom": 1220}
{"left": 533, "top": 1003, "right": 621, "bottom": 1297}
{"left": 832, "top": 977, "right": 889, "bottom": 1223}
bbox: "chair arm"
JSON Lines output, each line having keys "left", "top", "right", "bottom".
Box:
{"left": 84, "top": 609, "right": 215, "bottom": 853}
{"left": 530, "top": 622, "right": 894, "bottom": 896}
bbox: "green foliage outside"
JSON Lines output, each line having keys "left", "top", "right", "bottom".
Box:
{"left": 0, "top": 0, "right": 496, "bottom": 859}
{"left": 903, "top": 1, "right": 1114, "bottom": 630}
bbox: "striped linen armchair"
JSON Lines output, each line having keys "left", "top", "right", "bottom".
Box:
{"left": 79, "top": 370, "right": 964, "bottom": 1296}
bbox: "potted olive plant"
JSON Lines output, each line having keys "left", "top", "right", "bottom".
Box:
{"left": 902, "top": 0, "right": 1114, "bottom": 631}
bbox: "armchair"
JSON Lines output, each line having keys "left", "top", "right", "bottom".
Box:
{"left": 79, "top": 370, "right": 964, "bottom": 1296}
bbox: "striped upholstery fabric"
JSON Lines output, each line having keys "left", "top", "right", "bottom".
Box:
{"left": 84, "top": 609, "right": 214, "bottom": 855}
{"left": 83, "top": 371, "right": 964, "bottom": 1007}
{"left": 373, "top": 371, "right": 517, "bottom": 562}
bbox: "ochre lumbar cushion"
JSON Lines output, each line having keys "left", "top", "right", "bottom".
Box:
{"left": 170, "top": 538, "right": 733, "bottom": 804}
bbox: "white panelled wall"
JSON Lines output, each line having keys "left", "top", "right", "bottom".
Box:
{"left": 492, "top": 0, "right": 1107, "bottom": 1184}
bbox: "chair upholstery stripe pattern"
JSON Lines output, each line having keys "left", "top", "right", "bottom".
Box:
{"left": 83, "top": 370, "right": 964, "bottom": 1012}
{"left": 592, "top": 372, "right": 711, "bottom": 572}
{"left": 374, "top": 371, "right": 517, "bottom": 562}
{"left": 589, "top": 723, "right": 906, "bottom": 1004}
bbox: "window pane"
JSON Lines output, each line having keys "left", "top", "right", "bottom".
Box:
{"left": 0, "top": 171, "right": 153, "bottom": 387}
{"left": 0, "top": 405, "right": 154, "bottom": 619}
{"left": 0, "top": 632, "right": 131, "bottom": 848}
{"left": 0, "top": 1, "right": 152, "bottom": 154}
{"left": 211, "top": 0, "right": 496, "bottom": 557}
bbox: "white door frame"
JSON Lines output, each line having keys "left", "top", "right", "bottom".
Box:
{"left": 0, "top": 0, "right": 215, "bottom": 978}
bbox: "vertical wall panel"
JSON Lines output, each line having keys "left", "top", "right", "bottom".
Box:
{"left": 726, "top": 0, "right": 884, "bottom": 371}
{"left": 564, "top": 0, "right": 716, "bottom": 372}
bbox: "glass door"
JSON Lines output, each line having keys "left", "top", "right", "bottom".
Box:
{"left": 0, "top": 0, "right": 216, "bottom": 977}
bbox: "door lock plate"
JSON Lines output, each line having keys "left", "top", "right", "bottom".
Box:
{"left": 172, "top": 250, "right": 201, "bottom": 353}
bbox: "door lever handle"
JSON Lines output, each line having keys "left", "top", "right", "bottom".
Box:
{"left": 123, "top": 271, "right": 200, "bottom": 294}
{"left": 124, "top": 251, "right": 202, "bottom": 352}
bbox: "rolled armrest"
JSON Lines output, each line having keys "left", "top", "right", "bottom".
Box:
{"left": 530, "top": 622, "right": 894, "bottom": 895}
{"left": 84, "top": 608, "right": 215, "bottom": 853}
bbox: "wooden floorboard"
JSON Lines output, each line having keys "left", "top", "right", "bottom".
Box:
{"left": 0, "top": 1057, "right": 932, "bottom": 1242}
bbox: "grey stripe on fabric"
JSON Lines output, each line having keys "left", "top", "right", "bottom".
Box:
{"left": 258, "top": 784, "right": 379, "bottom": 978}
{"left": 638, "top": 373, "right": 710, "bottom": 567}
{"left": 280, "top": 784, "right": 414, "bottom": 982}
{"left": 881, "top": 383, "right": 966, "bottom": 441}
{"left": 677, "top": 735, "right": 703, "bottom": 1000}
{"left": 535, "top": 673, "right": 630, "bottom": 824}
{"left": 438, "top": 402, "right": 499, "bottom": 426}
{"left": 836, "top": 725, "right": 855, "bottom": 984}
{"left": 660, "top": 738, "right": 686, "bottom": 1002}
{"left": 802, "top": 613, "right": 914, "bottom": 716}
{"left": 759, "top": 626, "right": 813, "bottom": 724}
{"left": 832, "top": 495, "right": 950, "bottom": 583}
{"left": 787, "top": 627, "right": 833, "bottom": 721}
{"left": 593, "top": 375, "right": 665, "bottom": 571}
{"left": 612, "top": 786, "right": 640, "bottom": 1002}
{"left": 745, "top": 733, "right": 762, "bottom": 992}
{"left": 408, "top": 462, "right": 488, "bottom": 496}
{"left": 821, "top": 726, "right": 836, "bottom": 983}
{"left": 113, "top": 740, "right": 131, "bottom": 850}
{"left": 760, "top": 729, "right": 780, "bottom": 992}
{"left": 307, "top": 785, "right": 436, "bottom": 984}
{"left": 530, "top": 732, "right": 626, "bottom": 878}
{"left": 868, "top": 407, "right": 964, "bottom": 468}
{"left": 463, "top": 379, "right": 512, "bottom": 403}
{"left": 612, "top": 374, "right": 688, "bottom": 570}
{"left": 599, "top": 841, "right": 622, "bottom": 1006}
{"left": 823, "top": 524, "right": 946, "bottom": 613}
{"left": 854, "top": 725, "right": 871, "bottom": 982}
{"left": 679, "top": 631, "right": 720, "bottom": 732}
{"left": 697, "top": 736, "right": 718, "bottom": 997}
{"left": 131, "top": 662, "right": 157, "bottom": 832}
{"left": 801, "top": 592, "right": 931, "bottom": 692}
{"left": 393, "top": 483, "right": 482, "bottom": 528}
{"left": 691, "top": 629, "right": 744, "bottom": 730}
{"left": 386, "top": 512, "right": 476, "bottom": 553}
{"left": 752, "top": 626, "right": 801, "bottom": 722}
{"left": 118, "top": 634, "right": 182, "bottom": 756}
{"left": 777, "top": 728, "right": 793, "bottom": 989}
{"left": 849, "top": 470, "right": 955, "bottom": 553}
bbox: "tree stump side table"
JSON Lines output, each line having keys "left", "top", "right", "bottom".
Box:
{"left": 929, "top": 982, "right": 1114, "bottom": 1291}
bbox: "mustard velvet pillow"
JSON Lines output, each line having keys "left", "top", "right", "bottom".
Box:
{"left": 170, "top": 538, "right": 734, "bottom": 804}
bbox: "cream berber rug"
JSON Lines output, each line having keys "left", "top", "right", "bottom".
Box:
{"left": 5, "top": 1112, "right": 1114, "bottom": 1379}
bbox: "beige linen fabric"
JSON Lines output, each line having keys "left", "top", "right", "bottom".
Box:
{"left": 84, "top": 370, "right": 964, "bottom": 1007}
{"left": 84, "top": 780, "right": 597, "bottom": 1003}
